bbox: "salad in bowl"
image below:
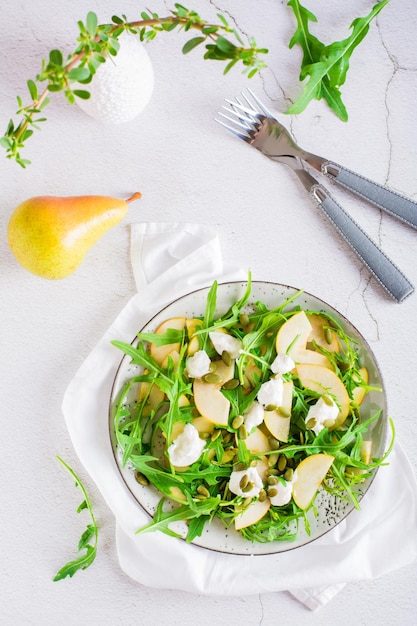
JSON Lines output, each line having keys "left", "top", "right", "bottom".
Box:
{"left": 109, "top": 277, "right": 392, "bottom": 554}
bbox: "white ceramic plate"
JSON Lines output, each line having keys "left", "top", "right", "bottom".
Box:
{"left": 109, "top": 281, "right": 387, "bottom": 555}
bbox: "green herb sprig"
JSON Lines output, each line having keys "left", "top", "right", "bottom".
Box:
{"left": 0, "top": 4, "right": 267, "bottom": 167}
{"left": 287, "top": 0, "right": 390, "bottom": 121}
{"left": 53, "top": 456, "right": 98, "bottom": 581}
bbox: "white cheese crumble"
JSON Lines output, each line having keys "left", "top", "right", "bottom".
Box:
{"left": 271, "top": 353, "right": 295, "bottom": 375}
{"left": 257, "top": 376, "right": 284, "bottom": 407}
{"left": 269, "top": 478, "right": 293, "bottom": 506}
{"left": 243, "top": 401, "right": 264, "bottom": 433}
{"left": 186, "top": 350, "right": 211, "bottom": 378}
{"left": 306, "top": 396, "right": 339, "bottom": 435}
{"left": 167, "top": 423, "right": 206, "bottom": 467}
{"left": 229, "top": 467, "right": 263, "bottom": 498}
{"left": 209, "top": 331, "right": 242, "bottom": 359}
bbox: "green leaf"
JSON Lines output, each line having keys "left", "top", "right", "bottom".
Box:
{"left": 286, "top": 0, "right": 390, "bottom": 120}
{"left": 215, "top": 37, "right": 237, "bottom": 55}
{"left": 182, "top": 36, "right": 206, "bottom": 55}
{"left": 53, "top": 457, "right": 98, "bottom": 582}
{"left": 86, "top": 12, "right": 98, "bottom": 38}
{"left": 67, "top": 67, "right": 91, "bottom": 82}
{"left": 73, "top": 89, "right": 91, "bottom": 100}
{"left": 27, "top": 79, "right": 38, "bottom": 100}
{"left": 49, "top": 49, "right": 63, "bottom": 66}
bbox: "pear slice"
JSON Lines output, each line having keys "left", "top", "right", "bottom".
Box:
{"left": 150, "top": 317, "right": 186, "bottom": 365}
{"left": 235, "top": 498, "right": 271, "bottom": 530}
{"left": 245, "top": 427, "right": 271, "bottom": 453}
{"left": 292, "top": 453, "right": 334, "bottom": 510}
{"left": 264, "top": 381, "right": 293, "bottom": 443}
{"left": 193, "top": 381, "right": 230, "bottom": 426}
{"left": 186, "top": 318, "right": 203, "bottom": 356}
{"left": 351, "top": 367, "right": 369, "bottom": 406}
{"left": 276, "top": 311, "right": 331, "bottom": 368}
{"left": 295, "top": 363, "right": 350, "bottom": 429}
{"left": 307, "top": 314, "right": 340, "bottom": 352}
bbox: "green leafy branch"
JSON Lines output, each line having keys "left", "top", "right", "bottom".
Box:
{"left": 287, "top": 0, "right": 390, "bottom": 121}
{"left": 53, "top": 456, "right": 98, "bottom": 581}
{"left": 0, "top": 4, "right": 267, "bottom": 167}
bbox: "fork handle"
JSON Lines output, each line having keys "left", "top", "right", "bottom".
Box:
{"left": 311, "top": 184, "right": 414, "bottom": 302}
{"left": 322, "top": 162, "right": 417, "bottom": 230}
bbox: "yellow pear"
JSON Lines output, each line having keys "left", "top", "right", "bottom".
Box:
{"left": 7, "top": 192, "right": 141, "bottom": 279}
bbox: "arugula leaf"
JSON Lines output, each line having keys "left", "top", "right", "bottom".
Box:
{"left": 53, "top": 457, "right": 98, "bottom": 581}
{"left": 287, "top": 0, "right": 390, "bottom": 120}
{"left": 135, "top": 496, "right": 221, "bottom": 540}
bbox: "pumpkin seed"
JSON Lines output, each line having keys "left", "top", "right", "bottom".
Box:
{"left": 199, "top": 431, "right": 211, "bottom": 440}
{"left": 197, "top": 485, "right": 210, "bottom": 498}
{"left": 238, "top": 424, "right": 248, "bottom": 440}
{"left": 223, "top": 432, "right": 234, "bottom": 444}
{"left": 239, "top": 312, "right": 250, "bottom": 328}
{"left": 277, "top": 406, "right": 291, "bottom": 418}
{"left": 203, "top": 372, "right": 222, "bottom": 384}
{"left": 221, "top": 350, "right": 232, "bottom": 366}
{"left": 268, "top": 487, "right": 278, "bottom": 498}
{"left": 284, "top": 468, "right": 294, "bottom": 482}
{"left": 258, "top": 489, "right": 267, "bottom": 502}
{"left": 211, "top": 429, "right": 221, "bottom": 441}
{"left": 243, "top": 496, "right": 253, "bottom": 508}
{"left": 232, "top": 415, "right": 244, "bottom": 429}
{"left": 267, "top": 468, "right": 279, "bottom": 476}
{"left": 209, "top": 361, "right": 218, "bottom": 373}
{"left": 306, "top": 417, "right": 317, "bottom": 430}
{"left": 278, "top": 454, "right": 287, "bottom": 472}
{"left": 325, "top": 327, "right": 333, "bottom": 345}
{"left": 268, "top": 453, "right": 279, "bottom": 467}
{"left": 233, "top": 462, "right": 246, "bottom": 472}
{"left": 223, "top": 378, "right": 239, "bottom": 390}
{"left": 239, "top": 474, "right": 249, "bottom": 490}
{"left": 242, "top": 481, "right": 254, "bottom": 493}
{"left": 135, "top": 471, "right": 149, "bottom": 486}
{"left": 267, "top": 476, "right": 278, "bottom": 485}
{"left": 194, "top": 494, "right": 207, "bottom": 500}
{"left": 268, "top": 437, "right": 280, "bottom": 450}
{"left": 265, "top": 404, "right": 278, "bottom": 412}
{"left": 299, "top": 431, "right": 305, "bottom": 444}
{"left": 222, "top": 449, "right": 236, "bottom": 463}
{"left": 242, "top": 375, "right": 252, "bottom": 390}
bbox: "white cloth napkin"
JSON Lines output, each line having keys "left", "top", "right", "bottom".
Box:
{"left": 62, "top": 222, "right": 417, "bottom": 611}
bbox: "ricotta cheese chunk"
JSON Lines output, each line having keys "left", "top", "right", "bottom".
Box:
{"left": 271, "top": 353, "right": 295, "bottom": 375}
{"left": 257, "top": 376, "right": 284, "bottom": 408}
{"left": 209, "top": 331, "right": 242, "bottom": 359}
{"left": 167, "top": 423, "right": 206, "bottom": 467}
{"left": 186, "top": 350, "right": 211, "bottom": 378}
{"left": 243, "top": 401, "right": 264, "bottom": 433}
{"left": 306, "top": 396, "right": 339, "bottom": 435}
{"left": 229, "top": 466, "right": 263, "bottom": 498}
{"left": 269, "top": 478, "right": 293, "bottom": 506}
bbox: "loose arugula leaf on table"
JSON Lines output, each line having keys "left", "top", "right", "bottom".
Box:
{"left": 286, "top": 0, "right": 390, "bottom": 120}
{"left": 53, "top": 456, "right": 98, "bottom": 581}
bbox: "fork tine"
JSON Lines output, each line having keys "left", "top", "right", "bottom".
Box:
{"left": 214, "top": 116, "right": 251, "bottom": 140}
{"left": 217, "top": 111, "right": 254, "bottom": 133}
{"left": 244, "top": 88, "right": 275, "bottom": 118}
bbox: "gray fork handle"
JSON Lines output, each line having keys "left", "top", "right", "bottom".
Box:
{"left": 322, "top": 162, "right": 417, "bottom": 230}
{"left": 311, "top": 184, "right": 414, "bottom": 302}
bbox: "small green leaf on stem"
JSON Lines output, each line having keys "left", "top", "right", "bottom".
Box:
{"left": 53, "top": 456, "right": 98, "bottom": 582}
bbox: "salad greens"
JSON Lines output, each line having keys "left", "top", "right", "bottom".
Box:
{"left": 53, "top": 456, "right": 98, "bottom": 581}
{"left": 111, "top": 277, "right": 392, "bottom": 544}
{"left": 287, "top": 0, "right": 390, "bottom": 121}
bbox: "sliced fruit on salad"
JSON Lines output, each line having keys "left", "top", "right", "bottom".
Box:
{"left": 111, "top": 277, "right": 392, "bottom": 545}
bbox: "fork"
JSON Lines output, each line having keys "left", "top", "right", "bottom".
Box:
{"left": 216, "top": 89, "right": 415, "bottom": 303}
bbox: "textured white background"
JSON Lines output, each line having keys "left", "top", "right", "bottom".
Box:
{"left": 1, "top": 0, "right": 416, "bottom": 623}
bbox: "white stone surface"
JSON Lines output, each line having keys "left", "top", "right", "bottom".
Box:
{"left": 1, "top": 0, "right": 417, "bottom": 623}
